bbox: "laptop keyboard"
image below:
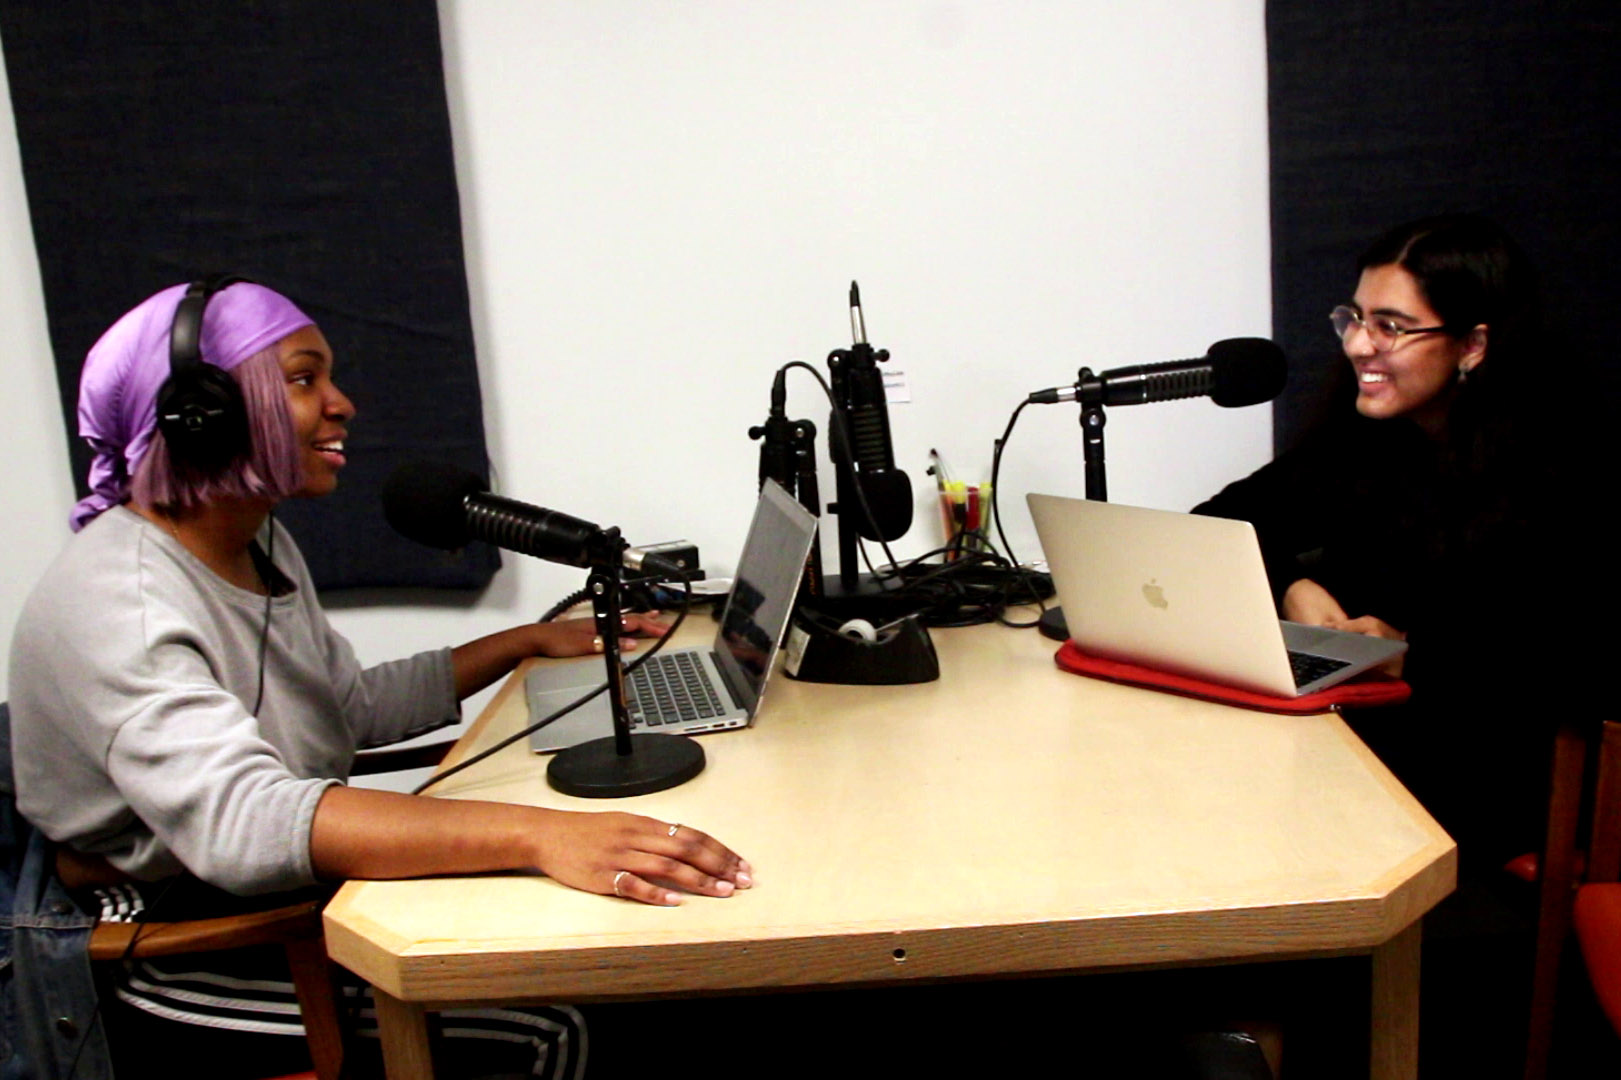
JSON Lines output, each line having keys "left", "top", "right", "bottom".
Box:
{"left": 626, "top": 652, "right": 726, "bottom": 727}
{"left": 1288, "top": 650, "right": 1352, "bottom": 689}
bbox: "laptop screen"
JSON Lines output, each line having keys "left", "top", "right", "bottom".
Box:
{"left": 713, "top": 480, "right": 817, "bottom": 710}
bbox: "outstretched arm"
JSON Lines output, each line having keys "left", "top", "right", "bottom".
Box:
{"left": 319, "top": 612, "right": 725, "bottom": 906}
{"left": 308, "top": 785, "right": 750, "bottom": 906}
{"left": 449, "top": 613, "right": 668, "bottom": 699}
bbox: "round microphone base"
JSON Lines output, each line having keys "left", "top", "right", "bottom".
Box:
{"left": 1037, "top": 605, "right": 1070, "bottom": 643}
{"left": 547, "top": 733, "right": 706, "bottom": 798}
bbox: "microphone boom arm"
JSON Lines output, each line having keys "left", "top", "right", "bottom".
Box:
{"left": 749, "top": 378, "right": 825, "bottom": 599}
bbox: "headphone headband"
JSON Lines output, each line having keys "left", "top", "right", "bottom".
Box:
{"left": 169, "top": 274, "right": 250, "bottom": 374}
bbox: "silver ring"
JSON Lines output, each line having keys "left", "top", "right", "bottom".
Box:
{"left": 667, "top": 823, "right": 681, "bottom": 837}
{"left": 612, "top": 870, "right": 629, "bottom": 897}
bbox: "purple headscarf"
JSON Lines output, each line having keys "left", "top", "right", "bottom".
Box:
{"left": 70, "top": 282, "right": 314, "bottom": 531}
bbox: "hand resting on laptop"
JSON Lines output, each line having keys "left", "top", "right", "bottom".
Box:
{"left": 1282, "top": 578, "right": 1406, "bottom": 677}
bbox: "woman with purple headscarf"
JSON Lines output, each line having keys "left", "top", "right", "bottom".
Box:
{"left": 8, "top": 282, "right": 751, "bottom": 1077}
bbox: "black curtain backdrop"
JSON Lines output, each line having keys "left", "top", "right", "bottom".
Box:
{"left": 1, "top": 0, "right": 499, "bottom": 589}
{"left": 1267, "top": 0, "right": 1620, "bottom": 452}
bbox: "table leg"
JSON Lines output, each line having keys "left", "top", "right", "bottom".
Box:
{"left": 373, "top": 989, "right": 435, "bottom": 1080}
{"left": 1369, "top": 920, "right": 1422, "bottom": 1080}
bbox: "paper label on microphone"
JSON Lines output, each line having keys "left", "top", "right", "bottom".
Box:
{"left": 882, "top": 368, "right": 910, "bottom": 404}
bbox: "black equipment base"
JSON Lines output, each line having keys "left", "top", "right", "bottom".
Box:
{"left": 786, "top": 609, "right": 939, "bottom": 685}
{"left": 547, "top": 733, "right": 706, "bottom": 798}
{"left": 1037, "top": 605, "right": 1070, "bottom": 642}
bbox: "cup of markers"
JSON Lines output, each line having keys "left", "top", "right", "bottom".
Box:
{"left": 938, "top": 480, "right": 992, "bottom": 560}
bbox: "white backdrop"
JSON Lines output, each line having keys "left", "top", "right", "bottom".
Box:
{"left": 1, "top": 1, "right": 1273, "bottom": 725}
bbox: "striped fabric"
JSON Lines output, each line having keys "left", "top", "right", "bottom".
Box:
{"left": 93, "top": 885, "right": 586, "bottom": 1078}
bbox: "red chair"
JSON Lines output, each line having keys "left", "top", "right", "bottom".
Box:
{"left": 1513, "top": 718, "right": 1621, "bottom": 1079}
{"left": 1573, "top": 719, "right": 1621, "bottom": 1037}
{"left": 1515, "top": 722, "right": 1589, "bottom": 1080}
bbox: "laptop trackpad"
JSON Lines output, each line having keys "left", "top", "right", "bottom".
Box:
{"left": 526, "top": 683, "right": 615, "bottom": 752}
{"left": 528, "top": 657, "right": 607, "bottom": 694}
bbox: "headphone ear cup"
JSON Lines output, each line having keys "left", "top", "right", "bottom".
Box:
{"left": 158, "top": 275, "right": 255, "bottom": 476}
{"left": 156, "top": 363, "right": 250, "bottom": 473}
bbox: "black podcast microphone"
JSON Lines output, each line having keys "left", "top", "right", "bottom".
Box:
{"left": 382, "top": 461, "right": 683, "bottom": 577}
{"left": 1027, "top": 337, "right": 1287, "bottom": 408}
{"left": 830, "top": 282, "right": 913, "bottom": 542}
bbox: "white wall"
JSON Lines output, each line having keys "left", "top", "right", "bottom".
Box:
{"left": 0, "top": 51, "right": 79, "bottom": 699}
{"left": 1, "top": 1, "right": 1272, "bottom": 711}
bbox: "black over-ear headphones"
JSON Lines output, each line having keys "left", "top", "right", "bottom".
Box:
{"left": 155, "top": 274, "right": 253, "bottom": 473}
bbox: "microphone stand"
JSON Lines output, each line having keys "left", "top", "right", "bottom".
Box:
{"left": 546, "top": 527, "right": 707, "bottom": 798}
{"left": 749, "top": 383, "right": 824, "bottom": 599}
{"left": 1079, "top": 381, "right": 1108, "bottom": 502}
{"left": 1038, "top": 368, "right": 1110, "bottom": 641}
{"left": 791, "top": 425, "right": 824, "bottom": 600}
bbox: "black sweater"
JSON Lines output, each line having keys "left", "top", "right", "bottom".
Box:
{"left": 1193, "top": 406, "right": 1595, "bottom": 869}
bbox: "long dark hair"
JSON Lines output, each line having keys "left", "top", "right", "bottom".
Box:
{"left": 1356, "top": 214, "right": 1539, "bottom": 399}
{"left": 1359, "top": 215, "right": 1556, "bottom": 508}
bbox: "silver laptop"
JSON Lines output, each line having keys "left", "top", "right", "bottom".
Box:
{"left": 527, "top": 480, "right": 817, "bottom": 751}
{"left": 1026, "top": 493, "right": 1406, "bottom": 697}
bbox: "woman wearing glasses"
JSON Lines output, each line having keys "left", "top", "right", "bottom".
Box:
{"left": 1195, "top": 213, "right": 1596, "bottom": 1070}
{"left": 1196, "top": 214, "right": 1574, "bottom": 873}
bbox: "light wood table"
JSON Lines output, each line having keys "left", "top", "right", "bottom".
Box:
{"left": 324, "top": 621, "right": 1454, "bottom": 1079}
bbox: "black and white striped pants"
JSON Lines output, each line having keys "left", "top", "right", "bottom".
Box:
{"left": 90, "top": 881, "right": 586, "bottom": 1080}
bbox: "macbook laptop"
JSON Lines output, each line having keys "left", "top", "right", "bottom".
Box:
{"left": 527, "top": 479, "right": 817, "bottom": 751}
{"left": 1026, "top": 493, "right": 1406, "bottom": 697}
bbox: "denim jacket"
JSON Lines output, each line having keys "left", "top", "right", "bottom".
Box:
{"left": 1, "top": 703, "right": 112, "bottom": 1080}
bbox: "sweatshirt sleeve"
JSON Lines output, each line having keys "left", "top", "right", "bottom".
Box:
{"left": 104, "top": 639, "right": 339, "bottom": 895}
{"left": 318, "top": 616, "right": 459, "bottom": 749}
{"left": 272, "top": 523, "right": 459, "bottom": 749}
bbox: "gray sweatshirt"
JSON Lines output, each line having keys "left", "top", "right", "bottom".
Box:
{"left": 8, "top": 507, "right": 456, "bottom": 894}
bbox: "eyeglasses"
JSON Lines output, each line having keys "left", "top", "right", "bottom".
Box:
{"left": 1330, "top": 306, "right": 1449, "bottom": 352}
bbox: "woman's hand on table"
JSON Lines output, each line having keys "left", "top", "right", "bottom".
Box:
{"left": 534, "top": 811, "right": 752, "bottom": 906}
{"left": 534, "top": 613, "right": 669, "bottom": 657}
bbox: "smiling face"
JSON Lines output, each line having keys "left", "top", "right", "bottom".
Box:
{"left": 1343, "top": 263, "right": 1486, "bottom": 432}
{"left": 277, "top": 326, "right": 354, "bottom": 497}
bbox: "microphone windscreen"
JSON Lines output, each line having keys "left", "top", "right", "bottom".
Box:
{"left": 1207, "top": 338, "right": 1288, "bottom": 408}
{"left": 383, "top": 461, "right": 488, "bottom": 550}
{"left": 853, "top": 469, "right": 914, "bottom": 542}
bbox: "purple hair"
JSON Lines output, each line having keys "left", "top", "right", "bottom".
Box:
{"left": 130, "top": 346, "right": 305, "bottom": 511}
